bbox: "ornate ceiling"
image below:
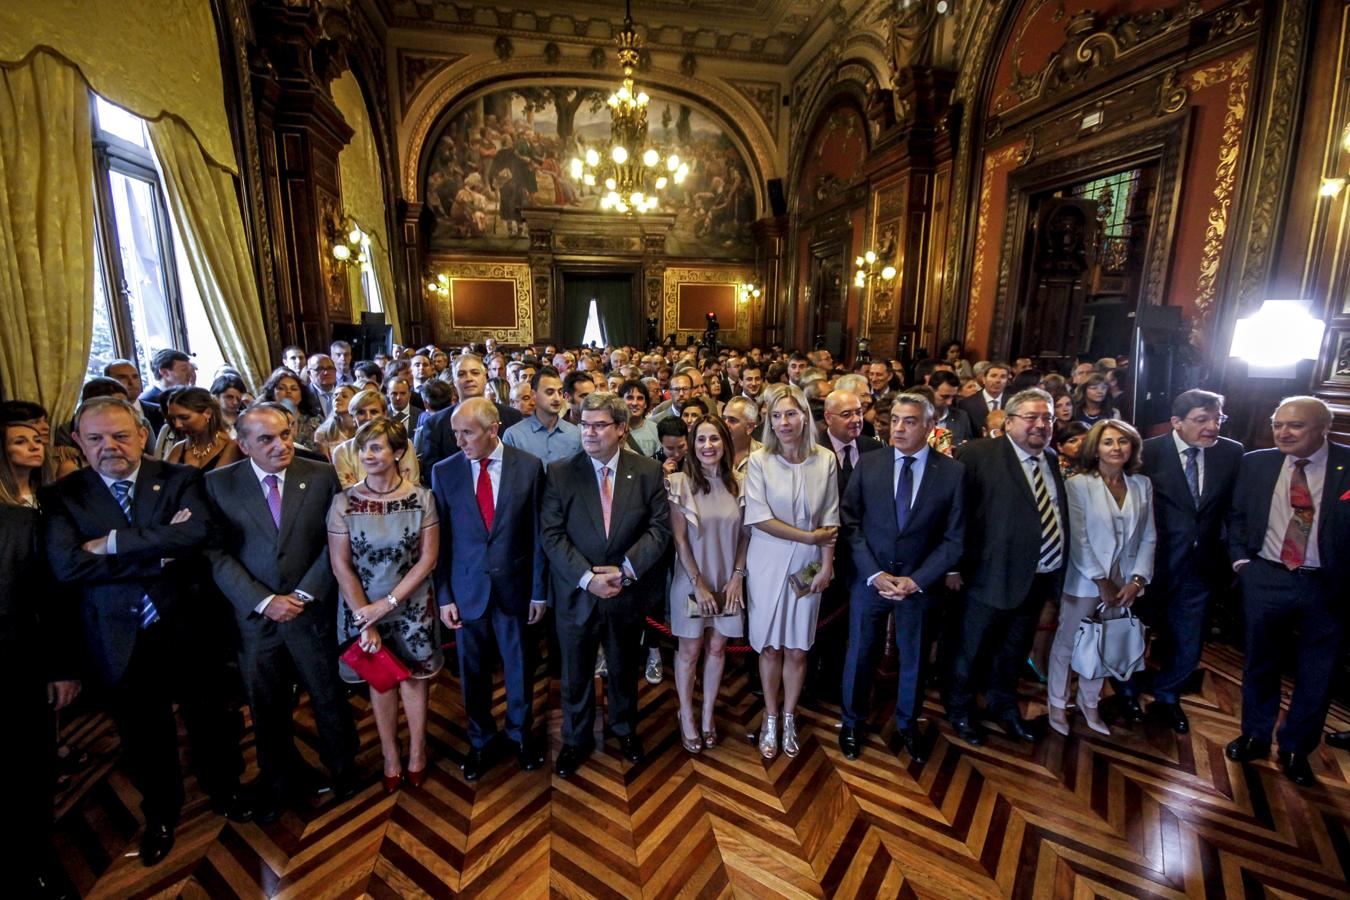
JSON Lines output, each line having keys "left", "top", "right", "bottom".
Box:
{"left": 373, "top": 0, "right": 839, "bottom": 62}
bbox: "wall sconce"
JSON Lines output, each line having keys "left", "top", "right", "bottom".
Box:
{"left": 853, "top": 248, "right": 897, "bottom": 288}
{"left": 1320, "top": 125, "right": 1350, "bottom": 198}
{"left": 330, "top": 216, "right": 368, "bottom": 268}
{"left": 738, "top": 281, "right": 762, "bottom": 303}
{"left": 426, "top": 272, "right": 450, "bottom": 297}
{"left": 1230, "top": 299, "right": 1326, "bottom": 377}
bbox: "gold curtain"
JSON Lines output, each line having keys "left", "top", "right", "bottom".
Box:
{"left": 0, "top": 51, "right": 94, "bottom": 424}
{"left": 148, "top": 117, "right": 271, "bottom": 391}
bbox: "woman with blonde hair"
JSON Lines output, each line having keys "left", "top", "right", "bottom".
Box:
{"left": 331, "top": 390, "right": 420, "bottom": 487}
{"left": 743, "top": 383, "right": 839, "bottom": 759}
{"left": 314, "top": 384, "right": 358, "bottom": 460}
{"left": 1048, "top": 419, "right": 1156, "bottom": 737}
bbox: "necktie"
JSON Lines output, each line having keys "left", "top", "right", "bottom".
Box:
{"left": 476, "top": 458, "right": 495, "bottom": 531}
{"left": 989, "top": 397, "right": 1000, "bottom": 411}
{"left": 1183, "top": 446, "right": 1201, "bottom": 506}
{"left": 1029, "top": 457, "right": 1063, "bottom": 569}
{"left": 1279, "top": 459, "right": 1314, "bottom": 569}
{"left": 263, "top": 474, "right": 283, "bottom": 530}
{"left": 599, "top": 465, "right": 613, "bottom": 536}
{"left": 894, "top": 455, "right": 915, "bottom": 532}
{"left": 111, "top": 480, "right": 160, "bottom": 628}
{"left": 840, "top": 444, "right": 854, "bottom": 483}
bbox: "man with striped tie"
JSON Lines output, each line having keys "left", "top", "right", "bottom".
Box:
{"left": 948, "top": 388, "right": 1070, "bottom": 746}
{"left": 44, "top": 397, "right": 249, "bottom": 867}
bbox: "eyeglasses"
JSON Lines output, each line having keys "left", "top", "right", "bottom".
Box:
{"left": 1007, "top": 413, "right": 1056, "bottom": 425}
{"left": 578, "top": 420, "right": 617, "bottom": 432}
{"left": 310, "top": 364, "right": 336, "bottom": 373}
{"left": 1185, "top": 414, "right": 1228, "bottom": 426}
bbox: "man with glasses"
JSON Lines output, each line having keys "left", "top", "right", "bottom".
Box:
{"left": 948, "top": 389, "right": 1069, "bottom": 746}
{"left": 650, "top": 371, "right": 696, "bottom": 423}
{"left": 306, "top": 353, "right": 338, "bottom": 416}
{"left": 1120, "top": 390, "right": 1243, "bottom": 732}
{"left": 722, "top": 396, "right": 762, "bottom": 474}
{"left": 541, "top": 393, "right": 671, "bottom": 778}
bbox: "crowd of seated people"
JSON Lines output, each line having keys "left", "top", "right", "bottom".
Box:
{"left": 4, "top": 337, "right": 1346, "bottom": 899}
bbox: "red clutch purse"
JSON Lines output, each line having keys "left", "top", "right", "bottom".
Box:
{"left": 340, "top": 640, "right": 411, "bottom": 693}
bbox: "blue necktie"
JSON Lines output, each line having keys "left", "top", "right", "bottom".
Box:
{"left": 111, "top": 480, "right": 160, "bottom": 628}
{"left": 1183, "top": 447, "right": 1200, "bottom": 506}
{"left": 894, "top": 456, "right": 915, "bottom": 533}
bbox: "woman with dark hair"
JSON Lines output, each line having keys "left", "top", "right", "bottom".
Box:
{"left": 1071, "top": 372, "right": 1119, "bottom": 427}
{"left": 620, "top": 378, "right": 660, "bottom": 457}
{"left": 162, "top": 387, "right": 243, "bottom": 471}
{"left": 1053, "top": 421, "right": 1091, "bottom": 478}
{"left": 667, "top": 416, "right": 749, "bottom": 753}
{"left": 941, "top": 340, "right": 974, "bottom": 379}
{"left": 259, "top": 367, "right": 323, "bottom": 448}
{"left": 0, "top": 400, "right": 81, "bottom": 480}
{"left": 209, "top": 373, "right": 248, "bottom": 437}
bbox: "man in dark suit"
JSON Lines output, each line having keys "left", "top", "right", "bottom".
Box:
{"left": 1225, "top": 396, "right": 1349, "bottom": 787}
{"left": 138, "top": 348, "right": 193, "bottom": 408}
{"left": 541, "top": 392, "right": 671, "bottom": 777}
{"left": 384, "top": 373, "right": 423, "bottom": 436}
{"left": 413, "top": 353, "right": 521, "bottom": 477}
{"left": 957, "top": 361, "right": 1011, "bottom": 436}
{"left": 930, "top": 370, "right": 974, "bottom": 445}
{"left": 1123, "top": 389, "right": 1242, "bottom": 732}
{"left": 44, "top": 397, "right": 248, "bottom": 866}
{"left": 204, "top": 403, "right": 358, "bottom": 821}
{"left": 432, "top": 398, "right": 548, "bottom": 780}
{"left": 839, "top": 393, "right": 964, "bottom": 762}
{"left": 948, "top": 388, "right": 1068, "bottom": 745}
{"left": 104, "top": 359, "right": 165, "bottom": 440}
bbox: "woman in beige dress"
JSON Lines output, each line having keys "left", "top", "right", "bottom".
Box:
{"left": 331, "top": 389, "right": 420, "bottom": 488}
{"left": 743, "top": 383, "right": 839, "bottom": 760}
{"left": 668, "top": 416, "right": 748, "bottom": 754}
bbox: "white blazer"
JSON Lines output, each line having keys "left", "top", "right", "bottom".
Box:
{"left": 1063, "top": 472, "right": 1157, "bottom": 597}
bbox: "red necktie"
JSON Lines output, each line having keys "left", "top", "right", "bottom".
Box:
{"left": 1279, "top": 459, "right": 1313, "bottom": 569}
{"left": 476, "top": 458, "right": 494, "bottom": 532}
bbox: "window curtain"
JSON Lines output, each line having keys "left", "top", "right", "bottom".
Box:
{"left": 563, "top": 276, "right": 637, "bottom": 348}
{"left": 0, "top": 51, "right": 94, "bottom": 424}
{"left": 147, "top": 116, "right": 271, "bottom": 392}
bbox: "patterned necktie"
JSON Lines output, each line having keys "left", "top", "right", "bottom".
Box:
{"left": 111, "top": 480, "right": 160, "bottom": 628}
{"left": 263, "top": 474, "right": 282, "bottom": 530}
{"left": 476, "top": 458, "right": 495, "bottom": 532}
{"left": 840, "top": 444, "right": 854, "bottom": 483}
{"left": 1279, "top": 459, "right": 1314, "bottom": 569}
{"left": 989, "top": 396, "right": 1000, "bottom": 411}
{"left": 894, "top": 456, "right": 915, "bottom": 532}
{"left": 1183, "top": 446, "right": 1201, "bottom": 506}
{"left": 1029, "top": 457, "right": 1063, "bottom": 569}
{"left": 599, "top": 465, "right": 613, "bottom": 536}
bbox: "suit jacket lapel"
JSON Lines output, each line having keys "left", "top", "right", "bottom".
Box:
{"left": 1251, "top": 452, "right": 1281, "bottom": 544}
{"left": 479, "top": 453, "right": 498, "bottom": 538}
{"left": 1002, "top": 439, "right": 1038, "bottom": 508}
{"left": 84, "top": 468, "right": 129, "bottom": 526}
{"left": 278, "top": 461, "right": 308, "bottom": 540}
{"left": 576, "top": 454, "right": 608, "bottom": 541}
{"left": 607, "top": 453, "right": 636, "bottom": 549}
{"left": 131, "top": 459, "right": 166, "bottom": 524}
{"left": 905, "top": 453, "right": 939, "bottom": 535}
{"left": 1319, "top": 444, "right": 1349, "bottom": 524}
{"left": 237, "top": 462, "right": 279, "bottom": 537}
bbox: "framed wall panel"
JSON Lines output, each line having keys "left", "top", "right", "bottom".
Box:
{"left": 426, "top": 259, "right": 533, "bottom": 345}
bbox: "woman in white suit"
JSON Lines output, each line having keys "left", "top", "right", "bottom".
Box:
{"left": 1048, "top": 419, "right": 1156, "bottom": 737}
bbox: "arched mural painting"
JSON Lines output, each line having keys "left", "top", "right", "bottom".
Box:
{"left": 422, "top": 84, "right": 756, "bottom": 258}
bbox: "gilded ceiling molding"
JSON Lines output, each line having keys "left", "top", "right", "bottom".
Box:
{"left": 399, "top": 56, "right": 780, "bottom": 204}
{"left": 727, "top": 78, "right": 783, "bottom": 139}
{"left": 396, "top": 48, "right": 467, "bottom": 115}
{"left": 786, "top": 56, "right": 884, "bottom": 195}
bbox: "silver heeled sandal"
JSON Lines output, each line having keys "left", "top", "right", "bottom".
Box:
{"left": 782, "top": 713, "right": 801, "bottom": 758}
{"left": 759, "top": 714, "right": 779, "bottom": 760}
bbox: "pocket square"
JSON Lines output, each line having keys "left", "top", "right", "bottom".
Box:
{"left": 1341, "top": 487, "right": 1350, "bottom": 501}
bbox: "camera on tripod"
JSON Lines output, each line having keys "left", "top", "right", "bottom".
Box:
{"left": 702, "top": 312, "right": 721, "bottom": 356}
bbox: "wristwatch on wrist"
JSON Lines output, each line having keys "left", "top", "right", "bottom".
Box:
{"left": 734, "top": 568, "right": 748, "bottom": 578}
{"left": 1129, "top": 575, "right": 1146, "bottom": 588}
{"left": 386, "top": 593, "right": 401, "bottom": 607}
{"left": 620, "top": 574, "right": 635, "bottom": 588}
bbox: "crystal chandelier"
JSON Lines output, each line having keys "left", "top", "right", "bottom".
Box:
{"left": 570, "top": 0, "right": 688, "bottom": 214}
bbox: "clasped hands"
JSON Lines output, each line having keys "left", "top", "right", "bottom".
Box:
{"left": 82, "top": 507, "right": 194, "bottom": 555}
{"left": 693, "top": 573, "right": 745, "bottom": 617}
{"left": 1096, "top": 578, "right": 1142, "bottom": 609}
{"left": 873, "top": 572, "right": 920, "bottom": 601}
{"left": 588, "top": 565, "right": 625, "bottom": 599}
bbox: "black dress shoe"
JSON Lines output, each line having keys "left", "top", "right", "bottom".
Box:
{"left": 329, "top": 772, "right": 363, "bottom": 803}
{"left": 140, "top": 822, "right": 175, "bottom": 867}
{"left": 618, "top": 735, "right": 645, "bottom": 763}
{"left": 515, "top": 738, "right": 546, "bottom": 772}
{"left": 839, "top": 726, "right": 861, "bottom": 760}
{"left": 1325, "top": 730, "right": 1350, "bottom": 750}
{"left": 253, "top": 794, "right": 284, "bottom": 825}
{"left": 211, "top": 787, "right": 255, "bottom": 823}
{"left": 1150, "top": 701, "right": 1190, "bottom": 735}
{"left": 1225, "top": 735, "right": 1271, "bottom": 762}
{"left": 1278, "top": 751, "right": 1316, "bottom": 787}
{"left": 951, "top": 717, "right": 985, "bottom": 747}
{"left": 1000, "top": 714, "right": 1038, "bottom": 743}
{"left": 462, "top": 744, "right": 498, "bottom": 782}
{"left": 1121, "top": 697, "right": 1147, "bottom": 724}
{"left": 554, "top": 743, "right": 592, "bottom": 778}
{"left": 889, "top": 727, "right": 928, "bottom": 765}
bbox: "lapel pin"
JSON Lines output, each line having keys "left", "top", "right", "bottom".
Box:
{"left": 299, "top": 482, "right": 307, "bottom": 489}
{"left": 151, "top": 484, "right": 161, "bottom": 492}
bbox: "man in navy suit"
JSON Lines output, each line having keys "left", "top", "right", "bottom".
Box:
{"left": 839, "top": 393, "right": 964, "bottom": 762}
{"left": 1225, "top": 396, "right": 1350, "bottom": 787}
{"left": 44, "top": 398, "right": 248, "bottom": 866}
{"left": 431, "top": 398, "right": 548, "bottom": 780}
{"left": 1122, "top": 389, "right": 1242, "bottom": 732}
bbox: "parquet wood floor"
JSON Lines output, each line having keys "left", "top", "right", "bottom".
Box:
{"left": 54, "top": 642, "right": 1350, "bottom": 899}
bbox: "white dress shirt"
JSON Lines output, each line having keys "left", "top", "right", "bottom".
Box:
{"left": 469, "top": 441, "right": 504, "bottom": 505}
{"left": 1172, "top": 429, "right": 1205, "bottom": 496}
{"left": 827, "top": 431, "right": 859, "bottom": 469}
{"left": 981, "top": 389, "right": 1003, "bottom": 411}
{"left": 1010, "top": 436, "right": 1064, "bottom": 573}
{"left": 1259, "top": 441, "right": 1328, "bottom": 568}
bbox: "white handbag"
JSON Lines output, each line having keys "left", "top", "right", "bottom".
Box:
{"left": 1071, "top": 604, "right": 1147, "bottom": 680}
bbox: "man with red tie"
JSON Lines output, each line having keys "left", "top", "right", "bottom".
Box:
{"left": 1225, "top": 396, "right": 1349, "bottom": 786}
{"left": 431, "top": 398, "right": 548, "bottom": 780}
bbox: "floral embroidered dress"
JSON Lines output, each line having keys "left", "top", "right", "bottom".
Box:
{"left": 327, "top": 480, "right": 443, "bottom": 683}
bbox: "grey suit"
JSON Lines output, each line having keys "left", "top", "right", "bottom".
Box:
{"left": 204, "top": 456, "right": 356, "bottom": 796}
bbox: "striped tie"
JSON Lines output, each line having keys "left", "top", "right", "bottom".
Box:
{"left": 111, "top": 480, "right": 160, "bottom": 628}
{"left": 1027, "top": 458, "right": 1063, "bottom": 570}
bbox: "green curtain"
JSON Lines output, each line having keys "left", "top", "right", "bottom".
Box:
{"left": 0, "top": 51, "right": 95, "bottom": 424}
{"left": 564, "top": 276, "right": 637, "bottom": 348}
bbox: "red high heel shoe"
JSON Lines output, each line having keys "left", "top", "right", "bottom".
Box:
{"left": 406, "top": 766, "right": 427, "bottom": 788}
{"left": 382, "top": 772, "right": 403, "bottom": 794}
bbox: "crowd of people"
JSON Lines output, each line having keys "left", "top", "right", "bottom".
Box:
{"left": 2, "top": 337, "right": 1346, "bottom": 898}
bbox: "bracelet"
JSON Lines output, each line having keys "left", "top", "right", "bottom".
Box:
{"left": 734, "top": 568, "right": 748, "bottom": 577}
{"left": 386, "top": 593, "right": 400, "bottom": 608}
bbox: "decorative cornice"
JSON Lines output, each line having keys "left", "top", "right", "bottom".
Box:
{"left": 727, "top": 78, "right": 783, "bottom": 139}
{"left": 396, "top": 49, "right": 466, "bottom": 115}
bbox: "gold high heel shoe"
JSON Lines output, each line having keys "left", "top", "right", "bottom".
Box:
{"left": 782, "top": 713, "right": 801, "bottom": 758}
{"left": 759, "top": 714, "right": 779, "bottom": 760}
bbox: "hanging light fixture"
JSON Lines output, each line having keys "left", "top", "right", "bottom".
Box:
{"left": 426, "top": 272, "right": 450, "bottom": 297}
{"left": 330, "top": 216, "right": 368, "bottom": 269}
{"left": 853, "top": 248, "right": 897, "bottom": 288}
{"left": 571, "top": 0, "right": 687, "bottom": 214}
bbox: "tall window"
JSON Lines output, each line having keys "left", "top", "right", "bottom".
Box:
{"left": 581, "top": 299, "right": 605, "bottom": 348}
{"left": 86, "top": 95, "right": 225, "bottom": 384}
{"left": 358, "top": 233, "right": 383, "bottom": 314}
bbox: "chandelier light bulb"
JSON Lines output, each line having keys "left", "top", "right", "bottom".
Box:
{"left": 585, "top": 148, "right": 600, "bottom": 167}
{"left": 630, "top": 192, "right": 644, "bottom": 206}
{"left": 643, "top": 148, "right": 659, "bottom": 167}
{"left": 855, "top": 256, "right": 865, "bottom": 267}
{"left": 616, "top": 201, "right": 630, "bottom": 213}
{"left": 655, "top": 176, "right": 668, "bottom": 190}
{"left": 570, "top": 158, "right": 584, "bottom": 178}
{"left": 348, "top": 227, "right": 362, "bottom": 243}
{"left": 667, "top": 154, "right": 680, "bottom": 172}
{"left": 600, "top": 195, "right": 613, "bottom": 209}
{"left": 612, "top": 145, "right": 628, "bottom": 164}
{"left": 637, "top": 91, "right": 649, "bottom": 105}
{"left": 882, "top": 265, "right": 897, "bottom": 280}
{"left": 331, "top": 244, "right": 351, "bottom": 261}
{"left": 865, "top": 250, "right": 877, "bottom": 264}
{"left": 608, "top": 95, "right": 619, "bottom": 107}
{"left": 583, "top": 173, "right": 596, "bottom": 186}
{"left": 605, "top": 177, "right": 617, "bottom": 191}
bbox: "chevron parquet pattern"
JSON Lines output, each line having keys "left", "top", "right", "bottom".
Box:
{"left": 54, "top": 642, "right": 1350, "bottom": 898}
